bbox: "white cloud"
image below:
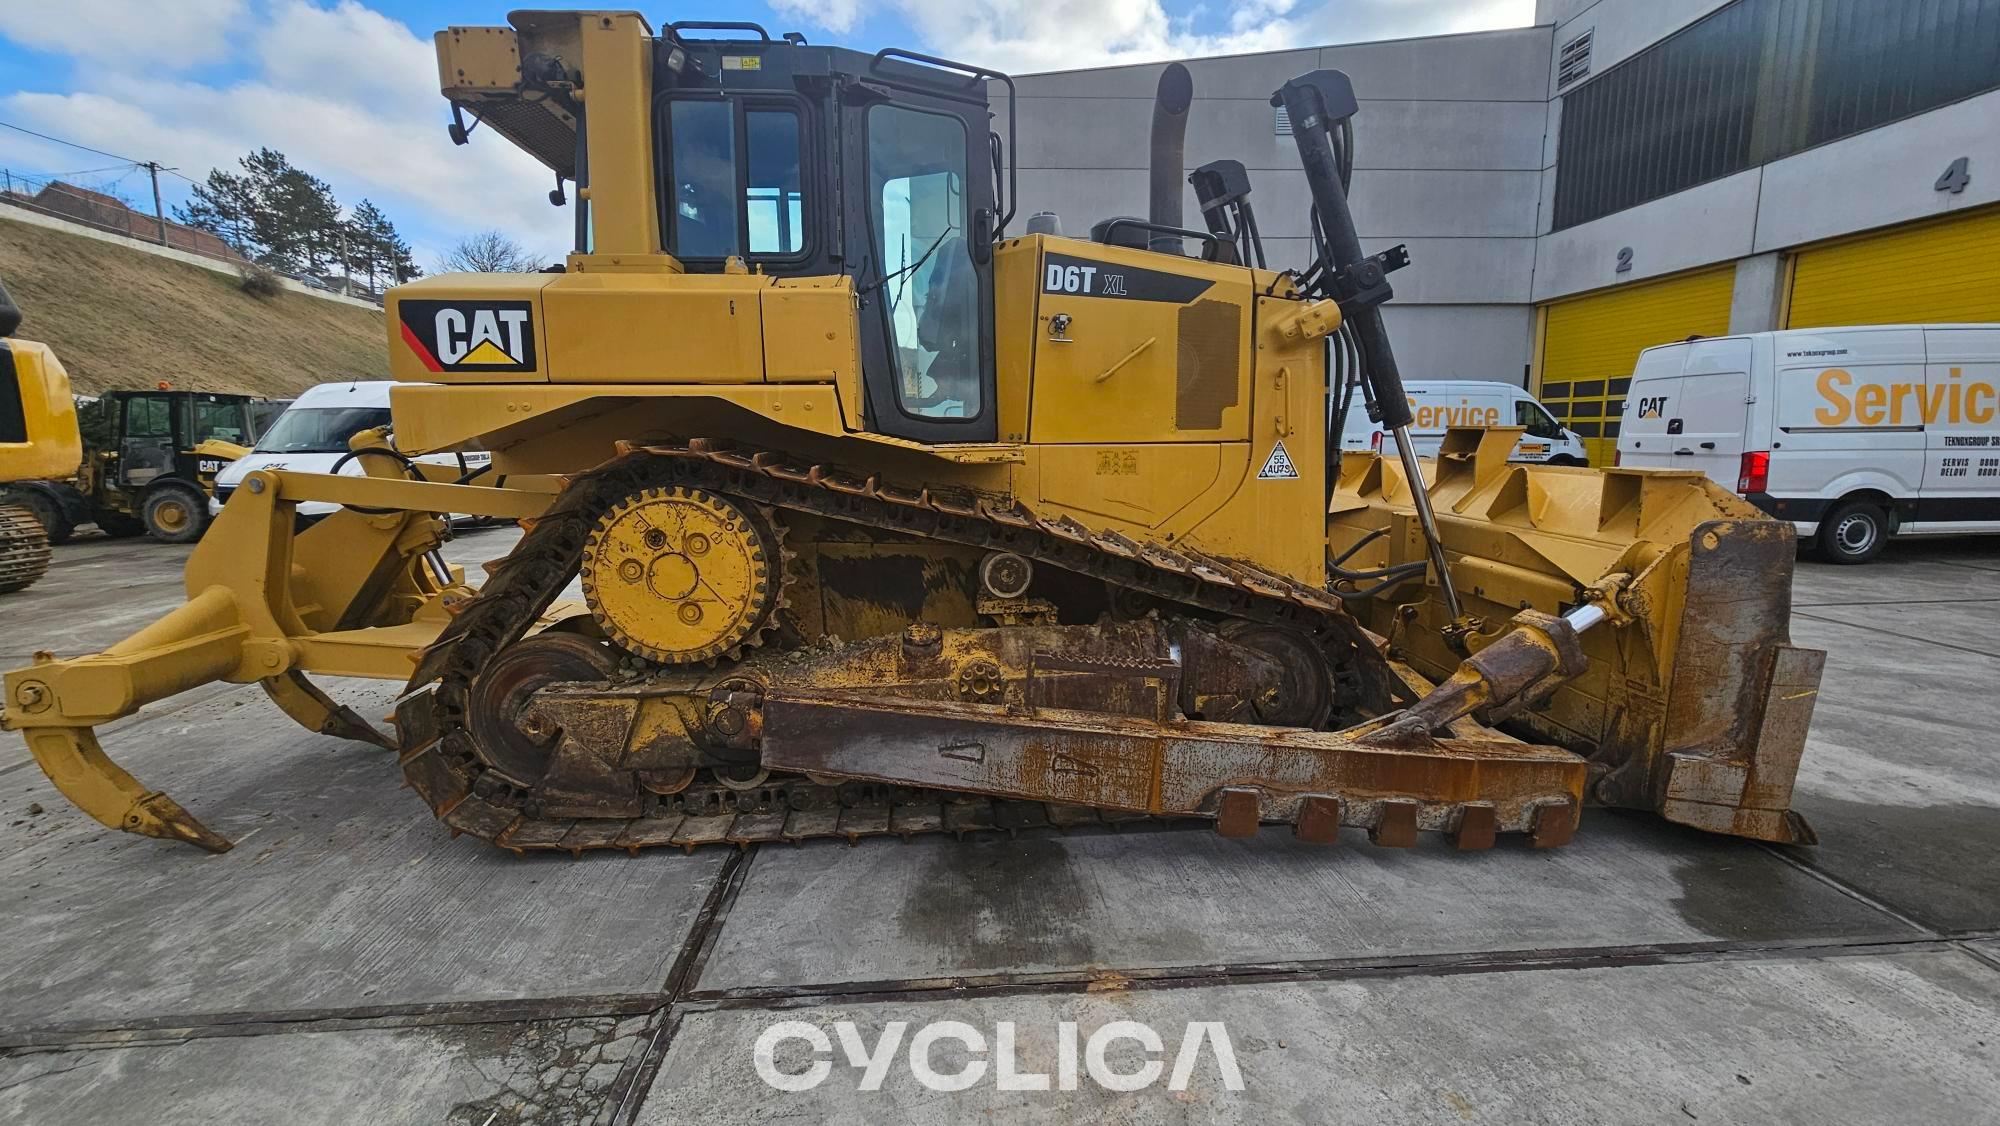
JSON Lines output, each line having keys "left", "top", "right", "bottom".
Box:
{"left": 769, "top": 0, "right": 865, "bottom": 37}
{"left": 0, "top": 1, "right": 565, "bottom": 264}
{"left": 776, "top": 0, "right": 1537, "bottom": 73}
{"left": 0, "top": 0, "right": 247, "bottom": 69}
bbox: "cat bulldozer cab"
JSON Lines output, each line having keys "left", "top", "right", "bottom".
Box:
{"left": 1, "top": 12, "right": 1823, "bottom": 859}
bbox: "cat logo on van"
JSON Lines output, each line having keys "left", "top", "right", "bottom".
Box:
{"left": 1635, "top": 396, "right": 1669, "bottom": 419}
{"left": 398, "top": 300, "right": 537, "bottom": 373}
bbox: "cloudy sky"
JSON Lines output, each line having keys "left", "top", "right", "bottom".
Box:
{"left": 0, "top": 0, "right": 1532, "bottom": 269}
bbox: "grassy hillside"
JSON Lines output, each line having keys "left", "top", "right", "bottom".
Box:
{"left": 0, "top": 214, "right": 388, "bottom": 398}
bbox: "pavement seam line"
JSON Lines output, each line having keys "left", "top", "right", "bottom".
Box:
{"left": 602, "top": 844, "right": 756, "bottom": 1126}
{"left": 0, "top": 994, "right": 668, "bottom": 1051}
{"left": 1790, "top": 610, "right": 2000, "bottom": 660}
{"left": 1955, "top": 941, "right": 2000, "bottom": 975}
{"left": 677, "top": 933, "right": 1954, "bottom": 1011}
{"left": 1792, "top": 597, "right": 2000, "bottom": 608}
{"left": 1755, "top": 840, "right": 1944, "bottom": 936}
{"left": 664, "top": 938, "right": 1966, "bottom": 1017}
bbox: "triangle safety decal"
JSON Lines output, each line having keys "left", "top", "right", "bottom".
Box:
{"left": 1257, "top": 440, "right": 1299, "bottom": 480}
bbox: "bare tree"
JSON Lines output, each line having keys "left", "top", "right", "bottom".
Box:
{"left": 436, "top": 230, "right": 543, "bottom": 274}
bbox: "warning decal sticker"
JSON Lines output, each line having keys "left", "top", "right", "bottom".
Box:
{"left": 1257, "top": 440, "right": 1299, "bottom": 480}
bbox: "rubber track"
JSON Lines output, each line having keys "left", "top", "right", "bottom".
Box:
{"left": 0, "top": 504, "right": 52, "bottom": 594}
{"left": 392, "top": 442, "right": 1393, "bottom": 855}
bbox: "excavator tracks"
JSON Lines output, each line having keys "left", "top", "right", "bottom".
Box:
{"left": 0, "top": 503, "right": 53, "bottom": 594}
{"left": 392, "top": 440, "right": 1436, "bottom": 855}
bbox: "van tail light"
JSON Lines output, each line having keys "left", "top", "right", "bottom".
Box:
{"left": 1370, "top": 430, "right": 1382, "bottom": 452}
{"left": 1737, "top": 450, "right": 1770, "bottom": 495}
{"left": 1611, "top": 448, "right": 1622, "bottom": 467}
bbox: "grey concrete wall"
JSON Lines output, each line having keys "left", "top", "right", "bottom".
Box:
{"left": 1382, "top": 304, "right": 1535, "bottom": 385}
{"left": 1004, "top": 27, "right": 1552, "bottom": 382}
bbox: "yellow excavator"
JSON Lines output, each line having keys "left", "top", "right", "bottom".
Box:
{"left": 0, "top": 280, "right": 83, "bottom": 594}
{"left": 0, "top": 11, "right": 1822, "bottom": 856}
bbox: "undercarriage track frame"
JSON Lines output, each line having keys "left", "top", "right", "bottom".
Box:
{"left": 392, "top": 441, "right": 1587, "bottom": 857}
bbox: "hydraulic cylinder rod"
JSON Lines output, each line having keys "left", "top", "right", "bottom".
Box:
{"left": 1275, "top": 71, "right": 1462, "bottom": 620}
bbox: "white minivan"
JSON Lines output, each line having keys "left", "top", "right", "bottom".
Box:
{"left": 1617, "top": 325, "right": 2000, "bottom": 563}
{"left": 211, "top": 381, "right": 490, "bottom": 519}
{"left": 1338, "top": 380, "right": 1589, "bottom": 465}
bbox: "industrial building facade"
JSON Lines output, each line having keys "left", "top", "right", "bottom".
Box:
{"left": 1010, "top": 0, "right": 2000, "bottom": 464}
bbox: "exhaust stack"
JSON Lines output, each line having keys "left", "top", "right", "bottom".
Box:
{"left": 1148, "top": 62, "right": 1193, "bottom": 253}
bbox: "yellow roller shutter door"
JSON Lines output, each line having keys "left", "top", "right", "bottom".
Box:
{"left": 1788, "top": 205, "right": 2000, "bottom": 329}
{"left": 1537, "top": 267, "right": 1736, "bottom": 466}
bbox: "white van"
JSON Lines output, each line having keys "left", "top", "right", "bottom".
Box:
{"left": 1617, "top": 325, "right": 2000, "bottom": 563}
{"left": 1338, "top": 380, "right": 1588, "bottom": 465}
{"left": 211, "top": 381, "right": 489, "bottom": 518}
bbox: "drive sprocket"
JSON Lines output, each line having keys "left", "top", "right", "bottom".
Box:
{"left": 579, "top": 485, "right": 784, "bottom": 664}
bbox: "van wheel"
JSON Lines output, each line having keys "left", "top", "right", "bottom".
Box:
{"left": 142, "top": 485, "right": 208, "bottom": 544}
{"left": 1816, "top": 500, "right": 1887, "bottom": 564}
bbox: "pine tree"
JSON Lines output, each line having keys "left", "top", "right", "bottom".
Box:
{"left": 174, "top": 149, "right": 341, "bottom": 274}
{"left": 346, "top": 199, "right": 420, "bottom": 292}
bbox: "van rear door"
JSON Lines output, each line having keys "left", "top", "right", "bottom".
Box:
{"left": 1675, "top": 338, "right": 1753, "bottom": 490}
{"left": 1919, "top": 327, "right": 2000, "bottom": 531}
{"left": 1615, "top": 344, "right": 1685, "bottom": 468}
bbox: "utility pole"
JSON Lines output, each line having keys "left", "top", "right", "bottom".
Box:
{"left": 340, "top": 225, "right": 352, "bottom": 295}
{"left": 144, "top": 162, "right": 167, "bottom": 245}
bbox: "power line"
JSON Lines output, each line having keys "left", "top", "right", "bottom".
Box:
{"left": 0, "top": 119, "right": 145, "bottom": 165}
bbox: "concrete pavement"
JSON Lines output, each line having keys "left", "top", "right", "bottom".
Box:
{"left": 0, "top": 529, "right": 1995, "bottom": 1124}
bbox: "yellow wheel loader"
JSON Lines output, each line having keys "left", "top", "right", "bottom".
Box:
{"left": 0, "top": 12, "right": 1823, "bottom": 857}
{"left": 0, "top": 280, "right": 83, "bottom": 594}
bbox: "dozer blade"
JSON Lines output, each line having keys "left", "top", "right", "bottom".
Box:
{"left": 1329, "top": 427, "right": 1824, "bottom": 844}
{"left": 2, "top": 444, "right": 558, "bottom": 850}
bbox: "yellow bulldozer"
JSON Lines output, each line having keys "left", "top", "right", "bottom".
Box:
{"left": 0, "top": 280, "right": 83, "bottom": 594}
{"left": 0, "top": 11, "right": 1823, "bottom": 857}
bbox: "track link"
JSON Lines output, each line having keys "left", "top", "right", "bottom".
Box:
{"left": 392, "top": 442, "right": 1408, "bottom": 855}
{"left": 0, "top": 503, "right": 53, "bottom": 594}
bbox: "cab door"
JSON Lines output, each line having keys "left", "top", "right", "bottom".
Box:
{"left": 117, "top": 394, "right": 178, "bottom": 487}
{"left": 1509, "top": 393, "right": 1566, "bottom": 462}
{"left": 845, "top": 64, "right": 1000, "bottom": 445}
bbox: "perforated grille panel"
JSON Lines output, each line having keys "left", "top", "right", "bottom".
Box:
{"left": 1176, "top": 299, "right": 1240, "bottom": 431}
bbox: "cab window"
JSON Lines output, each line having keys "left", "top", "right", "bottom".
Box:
{"left": 666, "top": 100, "right": 738, "bottom": 258}
{"left": 192, "top": 398, "right": 247, "bottom": 444}
{"left": 125, "top": 396, "right": 173, "bottom": 439}
{"left": 867, "top": 104, "right": 979, "bottom": 421}
{"left": 1515, "top": 399, "right": 1563, "bottom": 439}
{"left": 745, "top": 111, "right": 804, "bottom": 254}
{"left": 661, "top": 99, "right": 811, "bottom": 262}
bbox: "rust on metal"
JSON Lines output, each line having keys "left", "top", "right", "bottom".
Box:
{"left": 1369, "top": 798, "right": 1419, "bottom": 848}
{"left": 1215, "top": 787, "right": 1261, "bottom": 837}
{"left": 1293, "top": 794, "right": 1343, "bottom": 844}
